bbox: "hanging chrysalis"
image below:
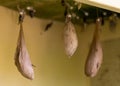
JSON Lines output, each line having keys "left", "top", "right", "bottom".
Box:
{"left": 85, "top": 18, "right": 103, "bottom": 77}
{"left": 14, "top": 23, "right": 34, "bottom": 80}
{"left": 64, "top": 14, "right": 78, "bottom": 58}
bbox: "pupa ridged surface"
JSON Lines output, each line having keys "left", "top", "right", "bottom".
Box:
{"left": 85, "top": 19, "right": 103, "bottom": 77}
{"left": 64, "top": 21, "right": 78, "bottom": 57}
{"left": 14, "top": 24, "right": 34, "bottom": 80}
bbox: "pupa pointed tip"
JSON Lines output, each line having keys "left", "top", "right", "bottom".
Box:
{"left": 67, "top": 54, "right": 73, "bottom": 59}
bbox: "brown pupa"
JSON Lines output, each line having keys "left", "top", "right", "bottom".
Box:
{"left": 85, "top": 19, "right": 103, "bottom": 77}
{"left": 14, "top": 23, "right": 34, "bottom": 80}
{"left": 64, "top": 18, "right": 78, "bottom": 58}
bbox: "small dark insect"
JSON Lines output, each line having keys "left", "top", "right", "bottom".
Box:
{"left": 44, "top": 21, "right": 53, "bottom": 31}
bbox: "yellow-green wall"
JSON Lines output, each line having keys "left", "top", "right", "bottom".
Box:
{"left": 0, "top": 6, "right": 90, "bottom": 86}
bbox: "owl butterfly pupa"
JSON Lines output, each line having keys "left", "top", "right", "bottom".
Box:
{"left": 64, "top": 16, "right": 78, "bottom": 58}
{"left": 85, "top": 18, "right": 103, "bottom": 77}
{"left": 14, "top": 23, "right": 34, "bottom": 80}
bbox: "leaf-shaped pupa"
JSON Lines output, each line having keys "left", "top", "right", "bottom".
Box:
{"left": 14, "top": 24, "right": 34, "bottom": 80}
{"left": 64, "top": 20, "right": 78, "bottom": 58}
{"left": 85, "top": 19, "right": 103, "bottom": 77}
